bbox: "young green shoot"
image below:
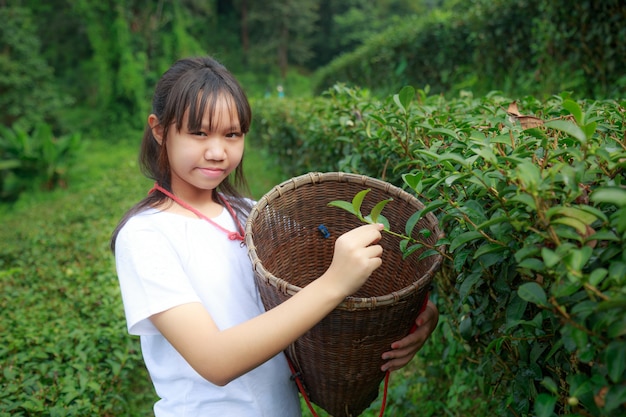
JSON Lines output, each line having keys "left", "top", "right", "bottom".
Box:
{"left": 328, "top": 189, "right": 441, "bottom": 260}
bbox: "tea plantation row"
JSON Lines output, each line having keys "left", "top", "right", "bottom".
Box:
{"left": 252, "top": 87, "right": 626, "bottom": 416}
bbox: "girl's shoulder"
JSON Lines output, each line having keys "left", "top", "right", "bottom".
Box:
{"left": 115, "top": 208, "right": 198, "bottom": 255}
{"left": 119, "top": 208, "right": 186, "bottom": 236}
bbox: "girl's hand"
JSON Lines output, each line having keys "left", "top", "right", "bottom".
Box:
{"left": 323, "top": 223, "right": 384, "bottom": 298}
{"left": 380, "top": 300, "right": 439, "bottom": 372}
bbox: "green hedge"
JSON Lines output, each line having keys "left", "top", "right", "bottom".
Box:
{"left": 0, "top": 141, "right": 155, "bottom": 416}
{"left": 251, "top": 87, "right": 626, "bottom": 416}
{"left": 313, "top": 0, "right": 626, "bottom": 99}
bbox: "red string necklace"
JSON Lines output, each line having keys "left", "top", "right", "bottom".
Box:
{"left": 149, "top": 183, "right": 245, "bottom": 242}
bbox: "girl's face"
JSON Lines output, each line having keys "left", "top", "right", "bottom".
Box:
{"left": 154, "top": 95, "right": 245, "bottom": 203}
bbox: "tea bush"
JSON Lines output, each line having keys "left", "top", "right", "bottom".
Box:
{"left": 0, "top": 140, "right": 156, "bottom": 416}
{"left": 252, "top": 87, "right": 626, "bottom": 416}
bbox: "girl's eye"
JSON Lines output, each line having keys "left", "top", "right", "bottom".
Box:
{"left": 188, "top": 130, "right": 242, "bottom": 139}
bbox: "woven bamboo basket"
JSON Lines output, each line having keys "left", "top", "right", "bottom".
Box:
{"left": 245, "top": 172, "right": 443, "bottom": 417}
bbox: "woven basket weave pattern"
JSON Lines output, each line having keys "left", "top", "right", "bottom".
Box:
{"left": 246, "top": 172, "right": 443, "bottom": 417}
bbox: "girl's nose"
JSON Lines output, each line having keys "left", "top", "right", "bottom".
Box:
{"left": 204, "top": 138, "right": 227, "bottom": 161}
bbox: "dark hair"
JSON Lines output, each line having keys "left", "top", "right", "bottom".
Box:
{"left": 110, "top": 56, "right": 253, "bottom": 251}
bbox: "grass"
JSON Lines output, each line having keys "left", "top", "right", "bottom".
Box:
{"left": 243, "top": 139, "right": 289, "bottom": 199}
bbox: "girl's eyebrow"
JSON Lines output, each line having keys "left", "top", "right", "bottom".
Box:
{"left": 200, "top": 122, "right": 241, "bottom": 132}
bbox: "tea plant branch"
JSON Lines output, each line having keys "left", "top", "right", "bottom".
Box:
{"left": 327, "top": 189, "right": 452, "bottom": 261}
{"left": 610, "top": 134, "right": 626, "bottom": 151}
{"left": 583, "top": 282, "right": 610, "bottom": 302}
{"left": 447, "top": 200, "right": 507, "bottom": 247}
{"left": 504, "top": 334, "right": 556, "bottom": 342}
{"left": 548, "top": 297, "right": 608, "bottom": 343}
{"left": 465, "top": 169, "right": 512, "bottom": 219}
{"left": 393, "top": 85, "right": 415, "bottom": 158}
{"left": 506, "top": 404, "right": 522, "bottom": 417}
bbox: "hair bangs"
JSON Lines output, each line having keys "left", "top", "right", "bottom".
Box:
{"left": 170, "top": 70, "right": 250, "bottom": 135}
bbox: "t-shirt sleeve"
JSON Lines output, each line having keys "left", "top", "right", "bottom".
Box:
{"left": 114, "top": 218, "right": 201, "bottom": 335}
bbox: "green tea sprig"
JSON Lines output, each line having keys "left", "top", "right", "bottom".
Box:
{"left": 328, "top": 189, "right": 447, "bottom": 260}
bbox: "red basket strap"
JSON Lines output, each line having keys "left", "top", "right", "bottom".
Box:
{"left": 288, "top": 357, "right": 320, "bottom": 417}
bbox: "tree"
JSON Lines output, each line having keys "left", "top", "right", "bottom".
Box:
{"left": 0, "top": 6, "right": 70, "bottom": 131}
{"left": 311, "top": 0, "right": 439, "bottom": 67}
{"left": 246, "top": 0, "right": 319, "bottom": 79}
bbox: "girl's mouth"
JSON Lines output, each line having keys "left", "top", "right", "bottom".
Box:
{"left": 198, "top": 167, "right": 226, "bottom": 178}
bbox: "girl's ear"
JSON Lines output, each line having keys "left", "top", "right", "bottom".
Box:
{"left": 148, "top": 114, "right": 164, "bottom": 145}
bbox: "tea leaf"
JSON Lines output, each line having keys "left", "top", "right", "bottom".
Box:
{"left": 445, "top": 173, "right": 470, "bottom": 186}
{"left": 517, "top": 258, "right": 545, "bottom": 271}
{"left": 393, "top": 85, "right": 415, "bottom": 113}
{"left": 352, "top": 188, "right": 371, "bottom": 218}
{"left": 449, "top": 231, "right": 483, "bottom": 252}
{"left": 405, "top": 210, "right": 422, "bottom": 236}
{"left": 460, "top": 272, "right": 482, "bottom": 300}
{"left": 0, "top": 159, "right": 21, "bottom": 170}
{"left": 590, "top": 187, "right": 626, "bottom": 206}
{"left": 430, "top": 128, "right": 459, "bottom": 140}
{"left": 604, "top": 384, "right": 626, "bottom": 412}
{"left": 588, "top": 268, "right": 608, "bottom": 287}
{"left": 565, "top": 246, "right": 593, "bottom": 272}
{"left": 545, "top": 119, "right": 587, "bottom": 145}
{"left": 402, "top": 171, "right": 423, "bottom": 192}
{"left": 534, "top": 393, "right": 557, "bottom": 417}
{"left": 582, "top": 121, "right": 597, "bottom": 139}
{"left": 576, "top": 204, "right": 609, "bottom": 223}
{"left": 472, "top": 146, "right": 498, "bottom": 164}
{"left": 402, "top": 243, "right": 424, "bottom": 259}
{"left": 364, "top": 213, "right": 390, "bottom": 230}
{"left": 550, "top": 217, "right": 588, "bottom": 234}
{"left": 327, "top": 200, "right": 358, "bottom": 216}
{"left": 562, "top": 99, "right": 583, "bottom": 125}
{"left": 518, "top": 282, "right": 548, "bottom": 307}
{"left": 418, "top": 248, "right": 441, "bottom": 260}
{"left": 369, "top": 198, "right": 393, "bottom": 223}
{"left": 515, "top": 161, "right": 541, "bottom": 190}
{"left": 510, "top": 193, "right": 537, "bottom": 210}
{"left": 545, "top": 206, "right": 599, "bottom": 225}
{"left": 541, "top": 248, "right": 561, "bottom": 268}
{"left": 473, "top": 243, "right": 507, "bottom": 259}
{"left": 439, "top": 152, "right": 473, "bottom": 167}
{"left": 475, "top": 216, "right": 508, "bottom": 231}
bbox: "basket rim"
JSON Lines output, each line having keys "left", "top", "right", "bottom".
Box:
{"left": 245, "top": 172, "right": 443, "bottom": 309}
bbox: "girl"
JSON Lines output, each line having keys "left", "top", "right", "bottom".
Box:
{"left": 111, "top": 56, "right": 438, "bottom": 416}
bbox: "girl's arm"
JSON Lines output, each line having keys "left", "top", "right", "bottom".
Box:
{"left": 150, "top": 223, "right": 384, "bottom": 386}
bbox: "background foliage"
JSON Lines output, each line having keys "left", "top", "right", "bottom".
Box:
{"left": 314, "top": 0, "right": 626, "bottom": 98}
{"left": 0, "top": 7, "right": 71, "bottom": 131}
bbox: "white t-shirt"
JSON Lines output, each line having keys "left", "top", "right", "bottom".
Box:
{"left": 114, "top": 206, "right": 301, "bottom": 417}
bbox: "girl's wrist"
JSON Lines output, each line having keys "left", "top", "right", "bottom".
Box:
{"left": 308, "top": 273, "right": 348, "bottom": 307}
